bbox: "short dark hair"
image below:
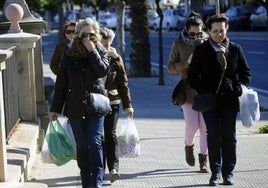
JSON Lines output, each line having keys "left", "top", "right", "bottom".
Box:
{"left": 185, "top": 11, "right": 203, "bottom": 30}
{"left": 206, "top": 14, "right": 229, "bottom": 30}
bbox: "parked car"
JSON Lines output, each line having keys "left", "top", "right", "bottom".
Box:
{"left": 124, "top": 9, "right": 132, "bottom": 30}
{"left": 152, "top": 9, "right": 186, "bottom": 31}
{"left": 53, "top": 10, "right": 80, "bottom": 23}
{"left": 202, "top": 6, "right": 216, "bottom": 23}
{"left": 148, "top": 10, "right": 158, "bottom": 29}
{"left": 98, "top": 12, "right": 117, "bottom": 30}
{"left": 224, "top": 5, "right": 252, "bottom": 31}
{"left": 250, "top": 5, "right": 268, "bottom": 30}
{"left": 31, "top": 10, "right": 44, "bottom": 20}
{"left": 79, "top": 11, "right": 95, "bottom": 20}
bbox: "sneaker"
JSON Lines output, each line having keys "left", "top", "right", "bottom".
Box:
{"left": 223, "top": 175, "right": 234, "bottom": 185}
{"left": 209, "top": 174, "right": 220, "bottom": 186}
{"left": 110, "top": 169, "right": 120, "bottom": 183}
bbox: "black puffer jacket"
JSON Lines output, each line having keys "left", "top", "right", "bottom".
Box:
{"left": 50, "top": 43, "right": 109, "bottom": 119}
{"left": 188, "top": 40, "right": 251, "bottom": 111}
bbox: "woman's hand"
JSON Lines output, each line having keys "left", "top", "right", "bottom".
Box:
{"left": 128, "top": 111, "right": 134, "bottom": 118}
{"left": 82, "top": 37, "right": 95, "bottom": 52}
{"left": 108, "top": 47, "right": 118, "bottom": 58}
{"left": 50, "top": 112, "right": 58, "bottom": 121}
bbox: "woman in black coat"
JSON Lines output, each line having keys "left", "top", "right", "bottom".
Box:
{"left": 188, "top": 14, "right": 251, "bottom": 186}
{"left": 50, "top": 18, "right": 109, "bottom": 188}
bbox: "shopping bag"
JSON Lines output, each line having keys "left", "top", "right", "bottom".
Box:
{"left": 43, "top": 120, "right": 75, "bottom": 166}
{"left": 41, "top": 125, "right": 53, "bottom": 164}
{"left": 239, "top": 85, "right": 260, "bottom": 127}
{"left": 62, "top": 119, "right": 77, "bottom": 160}
{"left": 118, "top": 117, "right": 140, "bottom": 158}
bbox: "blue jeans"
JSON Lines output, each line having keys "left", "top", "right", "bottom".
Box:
{"left": 69, "top": 117, "right": 104, "bottom": 188}
{"left": 202, "top": 106, "right": 237, "bottom": 179}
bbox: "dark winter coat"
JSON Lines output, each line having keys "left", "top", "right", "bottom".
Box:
{"left": 188, "top": 40, "right": 251, "bottom": 111}
{"left": 50, "top": 43, "right": 109, "bottom": 119}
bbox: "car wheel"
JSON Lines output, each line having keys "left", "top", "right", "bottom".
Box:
{"left": 250, "top": 21, "right": 255, "bottom": 31}
{"left": 177, "top": 22, "right": 182, "bottom": 31}
{"left": 166, "top": 23, "right": 171, "bottom": 31}
{"left": 153, "top": 23, "right": 158, "bottom": 31}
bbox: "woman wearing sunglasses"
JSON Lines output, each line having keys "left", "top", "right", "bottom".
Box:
{"left": 167, "top": 11, "right": 209, "bottom": 173}
{"left": 50, "top": 18, "right": 109, "bottom": 188}
{"left": 50, "top": 20, "right": 76, "bottom": 75}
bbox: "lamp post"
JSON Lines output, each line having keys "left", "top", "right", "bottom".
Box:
{"left": 216, "top": 0, "right": 220, "bottom": 14}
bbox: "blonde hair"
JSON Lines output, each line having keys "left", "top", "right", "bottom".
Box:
{"left": 73, "top": 18, "right": 101, "bottom": 41}
{"left": 99, "top": 26, "right": 115, "bottom": 42}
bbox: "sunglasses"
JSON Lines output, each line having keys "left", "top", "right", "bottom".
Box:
{"left": 65, "top": 30, "right": 75, "bottom": 34}
{"left": 188, "top": 32, "right": 202, "bottom": 37}
{"left": 81, "top": 32, "right": 95, "bottom": 38}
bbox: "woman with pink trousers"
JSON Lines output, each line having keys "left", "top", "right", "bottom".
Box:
{"left": 167, "top": 12, "right": 209, "bottom": 173}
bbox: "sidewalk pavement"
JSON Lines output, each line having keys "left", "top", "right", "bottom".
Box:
{"left": 30, "top": 63, "right": 268, "bottom": 187}
{"left": 29, "top": 31, "right": 268, "bottom": 187}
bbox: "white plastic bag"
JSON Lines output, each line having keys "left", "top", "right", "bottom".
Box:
{"left": 239, "top": 85, "right": 260, "bottom": 127}
{"left": 62, "top": 119, "right": 77, "bottom": 160}
{"left": 41, "top": 124, "right": 53, "bottom": 164}
{"left": 118, "top": 117, "right": 140, "bottom": 158}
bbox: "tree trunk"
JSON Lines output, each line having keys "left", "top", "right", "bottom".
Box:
{"left": 190, "top": 0, "right": 204, "bottom": 15}
{"left": 155, "top": 0, "right": 164, "bottom": 85}
{"left": 58, "top": 4, "right": 66, "bottom": 44}
{"left": 129, "top": 0, "right": 151, "bottom": 77}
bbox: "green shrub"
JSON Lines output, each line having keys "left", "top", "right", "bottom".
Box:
{"left": 259, "top": 124, "right": 268, "bottom": 133}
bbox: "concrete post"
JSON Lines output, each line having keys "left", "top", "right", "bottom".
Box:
{"left": 0, "top": 1, "right": 48, "bottom": 110}
{"left": 0, "top": 33, "right": 40, "bottom": 121}
{"left": 0, "top": 0, "right": 49, "bottom": 129}
{"left": 0, "top": 49, "right": 12, "bottom": 181}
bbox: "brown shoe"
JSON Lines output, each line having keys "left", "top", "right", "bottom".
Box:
{"left": 198, "top": 153, "right": 209, "bottom": 173}
{"left": 185, "top": 145, "right": 195, "bottom": 166}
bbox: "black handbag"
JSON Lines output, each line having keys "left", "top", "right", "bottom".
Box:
{"left": 192, "top": 93, "right": 217, "bottom": 112}
{"left": 192, "top": 68, "right": 225, "bottom": 112}
{"left": 172, "top": 79, "right": 186, "bottom": 105}
{"left": 78, "top": 71, "right": 111, "bottom": 116}
{"left": 83, "top": 91, "right": 111, "bottom": 117}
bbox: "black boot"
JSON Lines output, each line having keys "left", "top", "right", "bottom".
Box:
{"left": 185, "top": 145, "right": 195, "bottom": 166}
{"left": 198, "top": 153, "right": 209, "bottom": 173}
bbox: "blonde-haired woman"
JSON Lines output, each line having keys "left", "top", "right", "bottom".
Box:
{"left": 100, "top": 27, "right": 134, "bottom": 183}
{"left": 50, "top": 18, "right": 109, "bottom": 188}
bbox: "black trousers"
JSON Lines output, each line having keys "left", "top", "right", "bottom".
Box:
{"left": 202, "top": 106, "right": 238, "bottom": 178}
{"left": 103, "top": 104, "right": 120, "bottom": 172}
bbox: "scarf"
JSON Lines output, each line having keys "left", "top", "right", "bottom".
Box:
{"left": 209, "top": 38, "right": 229, "bottom": 53}
{"left": 209, "top": 38, "right": 229, "bottom": 70}
{"left": 66, "top": 38, "right": 88, "bottom": 60}
{"left": 66, "top": 34, "right": 99, "bottom": 61}
{"left": 180, "top": 28, "right": 206, "bottom": 47}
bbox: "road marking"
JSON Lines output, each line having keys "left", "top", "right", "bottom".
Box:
{"left": 250, "top": 87, "right": 268, "bottom": 95}
{"left": 248, "top": 51, "right": 265, "bottom": 55}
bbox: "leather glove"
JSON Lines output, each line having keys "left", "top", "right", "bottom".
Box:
{"left": 234, "top": 83, "right": 243, "bottom": 96}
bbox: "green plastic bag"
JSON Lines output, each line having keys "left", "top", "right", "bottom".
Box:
{"left": 46, "top": 120, "right": 75, "bottom": 166}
